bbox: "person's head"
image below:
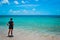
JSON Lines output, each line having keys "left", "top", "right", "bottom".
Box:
{"left": 10, "top": 18, "right": 13, "bottom": 21}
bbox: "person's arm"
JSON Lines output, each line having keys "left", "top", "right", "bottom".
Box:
{"left": 7, "top": 23, "right": 9, "bottom": 26}
{"left": 7, "top": 22, "right": 9, "bottom": 26}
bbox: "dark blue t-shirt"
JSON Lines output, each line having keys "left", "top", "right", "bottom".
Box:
{"left": 9, "top": 21, "right": 13, "bottom": 27}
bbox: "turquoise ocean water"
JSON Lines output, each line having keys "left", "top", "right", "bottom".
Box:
{"left": 0, "top": 15, "right": 60, "bottom": 35}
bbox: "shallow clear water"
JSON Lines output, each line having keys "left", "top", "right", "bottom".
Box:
{"left": 0, "top": 16, "right": 60, "bottom": 34}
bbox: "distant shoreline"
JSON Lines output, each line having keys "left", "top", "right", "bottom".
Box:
{"left": 0, "top": 15, "right": 60, "bottom": 17}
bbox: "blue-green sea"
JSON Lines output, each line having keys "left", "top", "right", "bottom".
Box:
{"left": 0, "top": 15, "right": 60, "bottom": 35}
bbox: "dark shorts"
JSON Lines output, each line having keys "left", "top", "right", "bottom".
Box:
{"left": 9, "top": 26, "right": 13, "bottom": 29}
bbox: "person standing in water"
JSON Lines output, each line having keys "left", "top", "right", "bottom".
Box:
{"left": 7, "top": 18, "right": 14, "bottom": 36}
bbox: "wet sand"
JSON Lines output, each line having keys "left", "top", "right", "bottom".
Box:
{"left": 0, "top": 28, "right": 60, "bottom": 40}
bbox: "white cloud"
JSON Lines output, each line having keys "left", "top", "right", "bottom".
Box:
{"left": 9, "top": 9, "right": 40, "bottom": 15}
{"left": 21, "top": 0, "right": 25, "bottom": 4}
{"left": 14, "top": 1, "right": 19, "bottom": 4}
{"left": 23, "top": 10, "right": 28, "bottom": 13}
{"left": 9, "top": 9, "right": 20, "bottom": 14}
{"left": 32, "top": 8, "right": 36, "bottom": 11}
{"left": 9, "top": 9, "right": 28, "bottom": 14}
{"left": 35, "top": 0, "right": 39, "bottom": 2}
{"left": 2, "top": 0, "right": 9, "bottom": 4}
{"left": 16, "top": 4, "right": 40, "bottom": 7}
{"left": 9, "top": 9, "right": 13, "bottom": 12}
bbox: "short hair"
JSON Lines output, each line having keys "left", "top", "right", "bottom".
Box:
{"left": 10, "top": 18, "right": 13, "bottom": 20}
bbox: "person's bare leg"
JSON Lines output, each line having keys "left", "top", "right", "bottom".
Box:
{"left": 8, "top": 29, "right": 10, "bottom": 36}
{"left": 11, "top": 29, "right": 13, "bottom": 36}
